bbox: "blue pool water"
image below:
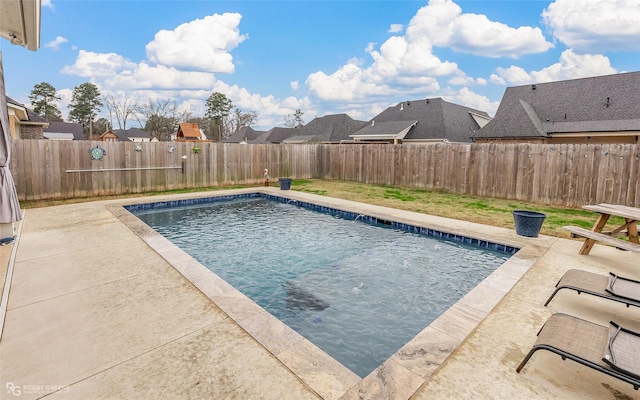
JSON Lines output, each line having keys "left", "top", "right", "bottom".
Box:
{"left": 131, "top": 196, "right": 512, "bottom": 377}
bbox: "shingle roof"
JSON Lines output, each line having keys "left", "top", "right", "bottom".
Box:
{"left": 44, "top": 121, "right": 84, "bottom": 140}
{"left": 261, "top": 127, "right": 299, "bottom": 143}
{"left": 25, "top": 108, "right": 49, "bottom": 124}
{"left": 281, "top": 135, "right": 319, "bottom": 144}
{"left": 6, "top": 96, "right": 49, "bottom": 124}
{"left": 473, "top": 71, "right": 640, "bottom": 139}
{"left": 6, "top": 96, "right": 23, "bottom": 107}
{"left": 351, "top": 120, "right": 418, "bottom": 139}
{"left": 224, "top": 126, "right": 266, "bottom": 143}
{"left": 351, "top": 98, "right": 489, "bottom": 143}
{"left": 291, "top": 114, "right": 367, "bottom": 143}
{"left": 113, "top": 128, "right": 152, "bottom": 141}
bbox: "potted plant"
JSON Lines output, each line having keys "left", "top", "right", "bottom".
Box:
{"left": 512, "top": 210, "right": 546, "bottom": 237}
{"left": 278, "top": 177, "right": 293, "bottom": 190}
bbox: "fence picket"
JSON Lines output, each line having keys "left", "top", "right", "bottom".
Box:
{"left": 9, "top": 140, "right": 640, "bottom": 207}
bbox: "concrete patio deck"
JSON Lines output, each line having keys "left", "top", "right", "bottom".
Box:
{"left": 1, "top": 187, "right": 638, "bottom": 399}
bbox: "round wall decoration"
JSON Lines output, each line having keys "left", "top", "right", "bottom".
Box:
{"left": 89, "top": 146, "right": 107, "bottom": 161}
{"left": 134, "top": 144, "right": 143, "bottom": 152}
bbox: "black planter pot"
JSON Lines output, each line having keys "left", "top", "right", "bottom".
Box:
{"left": 279, "top": 178, "right": 292, "bottom": 190}
{"left": 512, "top": 210, "right": 546, "bottom": 237}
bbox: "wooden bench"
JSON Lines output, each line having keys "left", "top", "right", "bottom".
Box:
{"left": 564, "top": 226, "right": 640, "bottom": 254}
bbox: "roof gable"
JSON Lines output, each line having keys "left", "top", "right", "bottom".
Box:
{"left": 475, "top": 71, "right": 640, "bottom": 139}
{"left": 351, "top": 98, "right": 489, "bottom": 142}
{"left": 291, "top": 114, "right": 367, "bottom": 143}
{"left": 176, "top": 123, "right": 202, "bottom": 139}
{"left": 263, "top": 127, "right": 298, "bottom": 143}
{"left": 475, "top": 100, "right": 545, "bottom": 139}
{"left": 351, "top": 120, "right": 418, "bottom": 141}
{"left": 224, "top": 126, "right": 266, "bottom": 143}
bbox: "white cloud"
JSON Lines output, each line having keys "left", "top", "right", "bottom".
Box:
{"left": 59, "top": 13, "right": 309, "bottom": 130}
{"left": 493, "top": 49, "right": 617, "bottom": 85}
{"left": 489, "top": 74, "right": 506, "bottom": 86}
{"left": 104, "top": 63, "right": 216, "bottom": 90}
{"left": 493, "top": 66, "right": 532, "bottom": 85}
{"left": 145, "top": 12, "right": 247, "bottom": 73}
{"left": 44, "top": 36, "right": 68, "bottom": 50}
{"left": 306, "top": 63, "right": 394, "bottom": 102}
{"left": 530, "top": 50, "right": 617, "bottom": 82}
{"left": 57, "top": 88, "right": 73, "bottom": 120}
{"left": 61, "top": 50, "right": 138, "bottom": 77}
{"left": 305, "top": 0, "right": 554, "bottom": 104}
{"left": 389, "top": 24, "right": 403, "bottom": 33}
{"left": 41, "top": 0, "right": 53, "bottom": 8}
{"left": 408, "top": 0, "right": 553, "bottom": 58}
{"left": 543, "top": 0, "right": 640, "bottom": 52}
{"left": 290, "top": 80, "right": 299, "bottom": 91}
{"left": 446, "top": 87, "right": 500, "bottom": 117}
{"left": 364, "top": 42, "right": 376, "bottom": 53}
{"left": 205, "top": 80, "right": 316, "bottom": 128}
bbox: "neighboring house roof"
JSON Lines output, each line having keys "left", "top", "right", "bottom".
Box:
{"left": 6, "top": 96, "right": 28, "bottom": 120}
{"left": 252, "top": 130, "right": 272, "bottom": 144}
{"left": 100, "top": 128, "right": 152, "bottom": 141}
{"left": 282, "top": 114, "right": 367, "bottom": 143}
{"left": 99, "top": 130, "right": 119, "bottom": 140}
{"left": 224, "top": 126, "right": 266, "bottom": 143}
{"left": 176, "top": 123, "right": 202, "bottom": 140}
{"left": 44, "top": 121, "right": 84, "bottom": 140}
{"left": 25, "top": 108, "right": 49, "bottom": 124}
{"left": 6, "top": 96, "right": 49, "bottom": 126}
{"left": 473, "top": 71, "right": 640, "bottom": 140}
{"left": 114, "top": 128, "right": 152, "bottom": 141}
{"left": 351, "top": 98, "right": 490, "bottom": 143}
{"left": 227, "top": 114, "right": 367, "bottom": 144}
{"left": 259, "top": 127, "right": 299, "bottom": 143}
{"left": 349, "top": 120, "right": 418, "bottom": 142}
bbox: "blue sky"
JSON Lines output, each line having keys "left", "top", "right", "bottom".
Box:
{"left": 2, "top": 0, "right": 639, "bottom": 130}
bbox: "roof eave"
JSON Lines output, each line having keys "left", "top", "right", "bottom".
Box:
{"left": 0, "top": 0, "right": 41, "bottom": 51}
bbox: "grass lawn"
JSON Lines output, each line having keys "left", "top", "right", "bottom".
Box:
{"left": 20, "top": 179, "right": 620, "bottom": 239}
{"left": 290, "top": 179, "right": 621, "bottom": 239}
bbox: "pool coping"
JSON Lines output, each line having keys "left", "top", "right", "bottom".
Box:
{"left": 106, "top": 187, "right": 554, "bottom": 400}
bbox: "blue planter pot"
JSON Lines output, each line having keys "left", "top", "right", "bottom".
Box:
{"left": 279, "top": 178, "right": 292, "bottom": 190}
{"left": 512, "top": 210, "right": 546, "bottom": 237}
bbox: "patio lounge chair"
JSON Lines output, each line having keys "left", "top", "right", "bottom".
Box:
{"left": 544, "top": 269, "right": 640, "bottom": 308}
{"left": 516, "top": 313, "right": 640, "bottom": 390}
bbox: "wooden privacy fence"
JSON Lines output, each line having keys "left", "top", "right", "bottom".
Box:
{"left": 9, "top": 140, "right": 640, "bottom": 207}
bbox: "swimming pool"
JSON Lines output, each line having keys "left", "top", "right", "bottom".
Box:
{"left": 128, "top": 193, "right": 514, "bottom": 378}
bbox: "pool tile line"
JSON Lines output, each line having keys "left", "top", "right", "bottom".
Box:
{"left": 124, "top": 192, "right": 519, "bottom": 256}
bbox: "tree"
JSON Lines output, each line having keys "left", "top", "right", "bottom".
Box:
{"left": 68, "top": 82, "right": 102, "bottom": 138}
{"left": 94, "top": 117, "right": 110, "bottom": 134}
{"left": 205, "top": 92, "right": 233, "bottom": 141}
{"left": 135, "top": 99, "right": 189, "bottom": 141}
{"left": 187, "top": 117, "right": 215, "bottom": 141}
{"left": 29, "top": 82, "right": 62, "bottom": 120}
{"left": 103, "top": 94, "right": 138, "bottom": 130}
{"left": 229, "top": 107, "right": 258, "bottom": 134}
{"left": 283, "top": 109, "right": 304, "bottom": 128}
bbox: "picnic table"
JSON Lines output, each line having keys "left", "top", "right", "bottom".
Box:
{"left": 564, "top": 203, "right": 640, "bottom": 255}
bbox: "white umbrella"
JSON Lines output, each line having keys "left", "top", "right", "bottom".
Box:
{"left": 0, "top": 52, "right": 22, "bottom": 227}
